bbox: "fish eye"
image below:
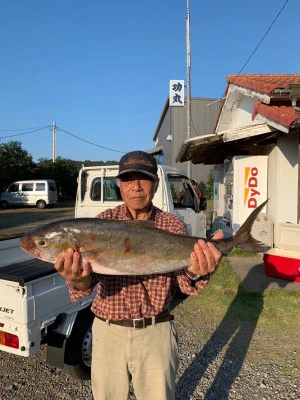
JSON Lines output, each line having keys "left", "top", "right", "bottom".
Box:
{"left": 38, "top": 240, "right": 46, "bottom": 246}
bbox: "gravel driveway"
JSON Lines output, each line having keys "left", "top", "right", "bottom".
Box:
{"left": 0, "top": 294, "right": 299, "bottom": 400}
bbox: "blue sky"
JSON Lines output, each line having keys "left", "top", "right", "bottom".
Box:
{"left": 0, "top": 0, "right": 297, "bottom": 163}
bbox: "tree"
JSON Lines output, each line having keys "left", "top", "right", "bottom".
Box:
{"left": 35, "top": 158, "right": 55, "bottom": 179}
{"left": 197, "top": 169, "right": 214, "bottom": 199}
{"left": 0, "top": 141, "right": 35, "bottom": 191}
{"left": 52, "top": 158, "right": 78, "bottom": 199}
{"left": 35, "top": 157, "right": 79, "bottom": 199}
{"left": 206, "top": 169, "right": 214, "bottom": 200}
{"left": 198, "top": 180, "right": 207, "bottom": 197}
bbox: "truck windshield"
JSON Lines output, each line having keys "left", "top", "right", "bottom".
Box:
{"left": 90, "top": 177, "right": 122, "bottom": 201}
{"left": 169, "top": 175, "right": 199, "bottom": 212}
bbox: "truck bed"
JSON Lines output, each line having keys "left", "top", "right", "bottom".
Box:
{"left": 0, "top": 258, "right": 55, "bottom": 286}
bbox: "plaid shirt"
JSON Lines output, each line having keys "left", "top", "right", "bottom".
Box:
{"left": 68, "top": 203, "right": 210, "bottom": 320}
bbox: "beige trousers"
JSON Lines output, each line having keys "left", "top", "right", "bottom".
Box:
{"left": 91, "top": 317, "right": 179, "bottom": 400}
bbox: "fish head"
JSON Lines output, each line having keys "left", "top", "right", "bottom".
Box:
{"left": 19, "top": 221, "right": 79, "bottom": 263}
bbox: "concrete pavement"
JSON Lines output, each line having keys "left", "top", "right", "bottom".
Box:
{"left": 228, "top": 254, "right": 300, "bottom": 291}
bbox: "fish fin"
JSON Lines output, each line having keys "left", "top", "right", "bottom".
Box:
{"left": 236, "top": 234, "right": 271, "bottom": 253}
{"left": 236, "top": 198, "right": 269, "bottom": 236}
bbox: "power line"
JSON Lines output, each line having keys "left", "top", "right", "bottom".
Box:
{"left": 234, "top": 0, "right": 289, "bottom": 78}
{"left": 0, "top": 126, "right": 50, "bottom": 140}
{"left": 0, "top": 124, "right": 127, "bottom": 154}
{"left": 0, "top": 123, "right": 127, "bottom": 155}
{"left": 0, "top": 125, "right": 50, "bottom": 132}
{"left": 208, "top": 0, "right": 290, "bottom": 105}
{"left": 57, "top": 127, "right": 126, "bottom": 154}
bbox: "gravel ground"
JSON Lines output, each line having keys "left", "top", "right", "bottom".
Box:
{"left": 0, "top": 294, "right": 299, "bottom": 400}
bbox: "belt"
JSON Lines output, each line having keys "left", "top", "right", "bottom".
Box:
{"left": 97, "top": 310, "right": 174, "bottom": 329}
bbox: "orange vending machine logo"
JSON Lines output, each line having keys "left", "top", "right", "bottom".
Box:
{"left": 244, "top": 167, "right": 260, "bottom": 208}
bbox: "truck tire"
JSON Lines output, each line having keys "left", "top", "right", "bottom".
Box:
{"left": 0, "top": 200, "right": 9, "bottom": 209}
{"left": 64, "top": 307, "right": 94, "bottom": 380}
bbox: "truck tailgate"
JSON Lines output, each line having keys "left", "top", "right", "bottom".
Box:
{"left": 0, "top": 258, "right": 55, "bottom": 285}
{"left": 0, "top": 238, "right": 56, "bottom": 285}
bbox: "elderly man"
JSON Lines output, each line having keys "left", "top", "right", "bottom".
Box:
{"left": 55, "top": 150, "right": 222, "bottom": 400}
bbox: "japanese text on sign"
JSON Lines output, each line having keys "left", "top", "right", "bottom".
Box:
{"left": 169, "top": 80, "right": 184, "bottom": 107}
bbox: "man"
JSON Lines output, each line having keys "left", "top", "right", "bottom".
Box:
{"left": 191, "top": 179, "right": 202, "bottom": 199}
{"left": 55, "top": 151, "right": 222, "bottom": 400}
{"left": 177, "top": 179, "right": 201, "bottom": 210}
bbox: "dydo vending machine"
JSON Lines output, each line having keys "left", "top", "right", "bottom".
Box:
{"left": 231, "top": 155, "right": 268, "bottom": 233}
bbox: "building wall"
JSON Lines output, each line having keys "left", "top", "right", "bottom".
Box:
{"left": 268, "top": 133, "right": 299, "bottom": 232}
{"left": 154, "top": 107, "right": 173, "bottom": 166}
{"left": 154, "top": 97, "right": 220, "bottom": 183}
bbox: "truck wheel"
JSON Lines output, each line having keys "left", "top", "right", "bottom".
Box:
{"left": 64, "top": 308, "right": 94, "bottom": 380}
{"left": 0, "top": 200, "right": 9, "bottom": 209}
{"left": 36, "top": 200, "right": 46, "bottom": 209}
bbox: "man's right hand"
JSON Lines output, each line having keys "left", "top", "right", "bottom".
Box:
{"left": 54, "top": 248, "right": 92, "bottom": 290}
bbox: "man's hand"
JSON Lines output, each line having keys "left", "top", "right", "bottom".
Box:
{"left": 186, "top": 231, "right": 224, "bottom": 278}
{"left": 54, "top": 248, "right": 92, "bottom": 290}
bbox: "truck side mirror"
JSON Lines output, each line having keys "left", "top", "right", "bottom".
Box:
{"left": 199, "top": 197, "right": 207, "bottom": 211}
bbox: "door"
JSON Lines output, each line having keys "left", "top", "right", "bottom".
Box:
{"left": 20, "top": 182, "right": 35, "bottom": 205}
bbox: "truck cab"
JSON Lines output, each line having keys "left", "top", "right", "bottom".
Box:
{"left": 75, "top": 164, "right": 206, "bottom": 237}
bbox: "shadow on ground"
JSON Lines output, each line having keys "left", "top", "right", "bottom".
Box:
{"left": 174, "top": 256, "right": 298, "bottom": 399}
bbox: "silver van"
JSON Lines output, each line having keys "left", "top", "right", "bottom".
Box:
{"left": 0, "top": 179, "right": 57, "bottom": 209}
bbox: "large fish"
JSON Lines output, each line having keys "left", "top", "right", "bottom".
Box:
{"left": 20, "top": 199, "right": 270, "bottom": 275}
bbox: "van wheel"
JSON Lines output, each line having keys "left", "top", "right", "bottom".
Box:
{"left": 36, "top": 200, "right": 46, "bottom": 209}
{"left": 64, "top": 308, "right": 94, "bottom": 380}
{"left": 0, "top": 201, "right": 8, "bottom": 209}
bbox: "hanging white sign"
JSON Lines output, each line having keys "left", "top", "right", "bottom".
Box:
{"left": 169, "top": 80, "right": 184, "bottom": 107}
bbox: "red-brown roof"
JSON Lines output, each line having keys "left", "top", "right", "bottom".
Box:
{"left": 227, "top": 74, "right": 300, "bottom": 94}
{"left": 226, "top": 74, "right": 300, "bottom": 128}
{"left": 252, "top": 101, "right": 300, "bottom": 127}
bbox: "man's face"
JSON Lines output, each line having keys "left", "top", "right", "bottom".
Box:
{"left": 119, "top": 172, "right": 157, "bottom": 213}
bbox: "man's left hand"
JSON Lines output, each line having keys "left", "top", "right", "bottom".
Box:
{"left": 186, "top": 231, "right": 223, "bottom": 278}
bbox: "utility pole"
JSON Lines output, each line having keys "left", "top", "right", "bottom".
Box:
{"left": 52, "top": 121, "right": 57, "bottom": 162}
{"left": 186, "top": 0, "right": 192, "bottom": 178}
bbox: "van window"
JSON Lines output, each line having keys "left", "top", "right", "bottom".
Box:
{"left": 36, "top": 183, "right": 46, "bottom": 191}
{"left": 48, "top": 182, "right": 57, "bottom": 192}
{"left": 7, "top": 183, "right": 19, "bottom": 193}
{"left": 90, "top": 177, "right": 122, "bottom": 201}
{"left": 21, "top": 183, "right": 34, "bottom": 191}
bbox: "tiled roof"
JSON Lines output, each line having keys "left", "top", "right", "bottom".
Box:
{"left": 252, "top": 101, "right": 300, "bottom": 127}
{"left": 227, "top": 74, "right": 300, "bottom": 129}
{"left": 227, "top": 74, "right": 300, "bottom": 94}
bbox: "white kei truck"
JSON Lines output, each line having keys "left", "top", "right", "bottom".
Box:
{"left": 0, "top": 164, "right": 206, "bottom": 380}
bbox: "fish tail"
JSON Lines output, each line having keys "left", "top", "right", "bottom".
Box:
{"left": 233, "top": 198, "right": 271, "bottom": 253}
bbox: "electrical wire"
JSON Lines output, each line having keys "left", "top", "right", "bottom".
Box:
{"left": 0, "top": 126, "right": 50, "bottom": 140}
{"left": 0, "top": 125, "right": 49, "bottom": 132}
{"left": 205, "top": 1, "right": 290, "bottom": 107}
{"left": 232, "top": 0, "right": 289, "bottom": 80}
{"left": 57, "top": 126, "right": 126, "bottom": 154}
{"left": 0, "top": 124, "right": 127, "bottom": 155}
